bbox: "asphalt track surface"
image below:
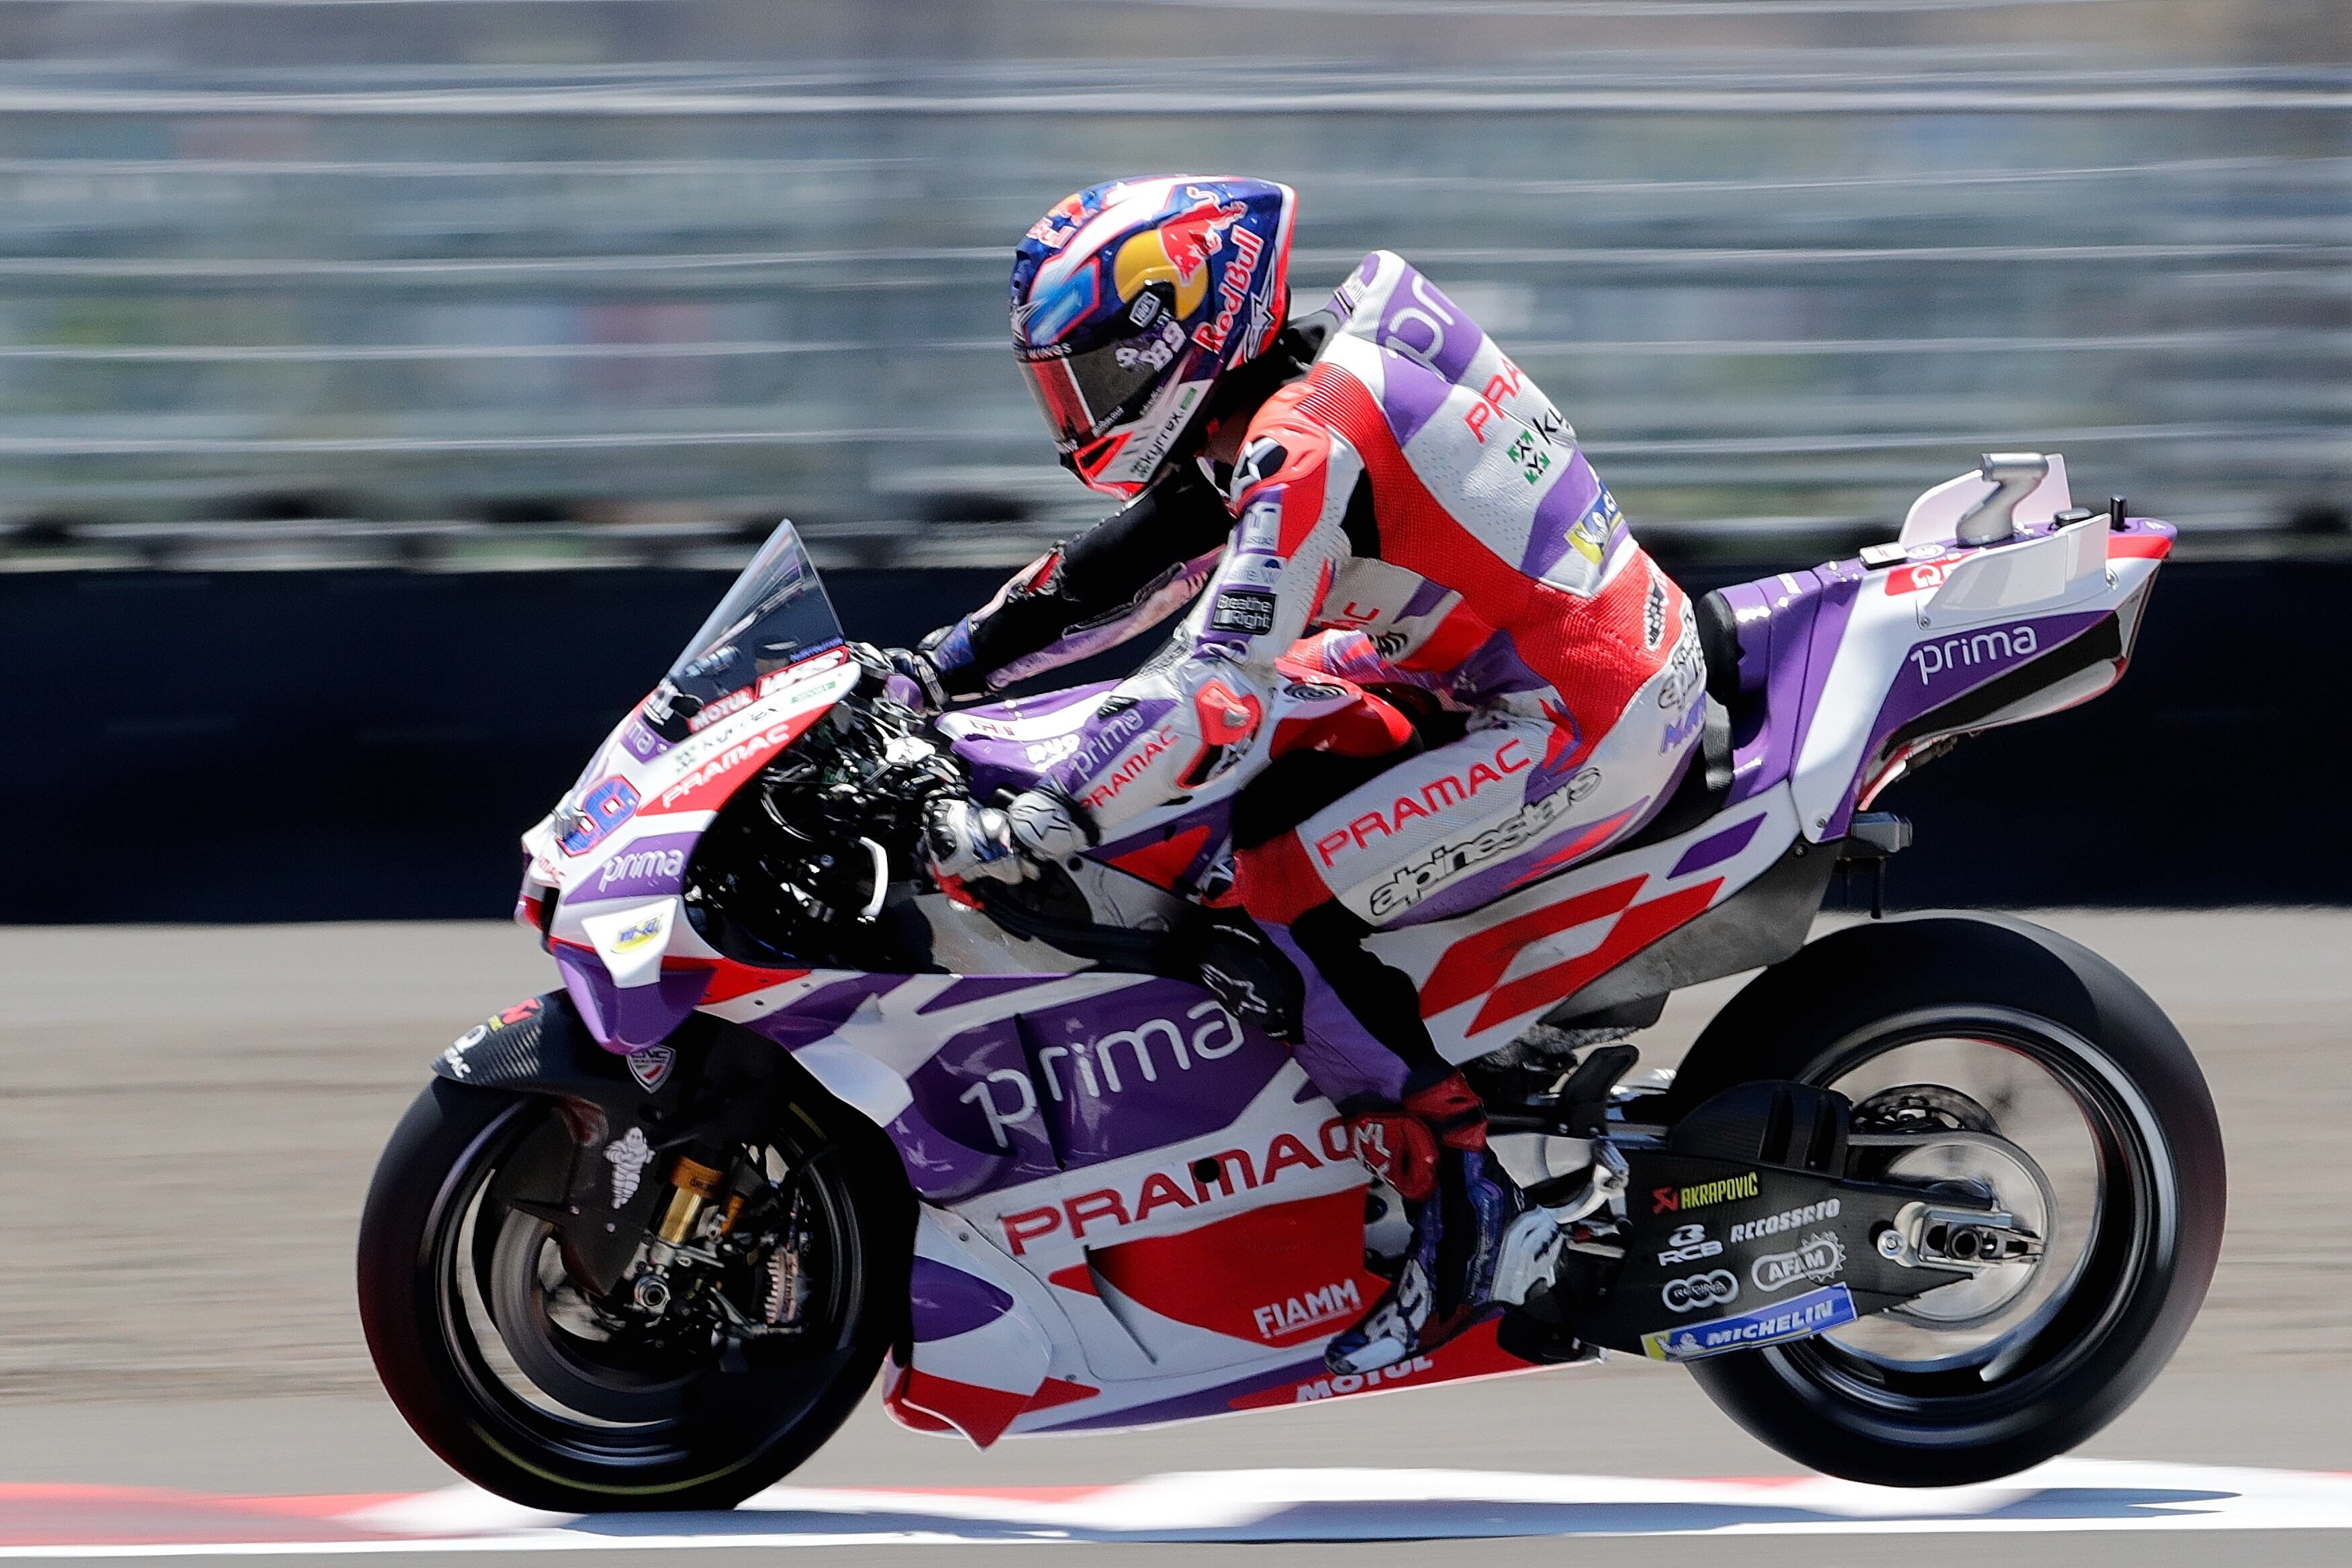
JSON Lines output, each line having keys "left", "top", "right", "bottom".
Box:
{"left": 4, "top": 910, "right": 2350, "bottom": 1566}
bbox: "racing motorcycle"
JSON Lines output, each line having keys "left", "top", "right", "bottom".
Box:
{"left": 358, "top": 451, "right": 2223, "bottom": 1512}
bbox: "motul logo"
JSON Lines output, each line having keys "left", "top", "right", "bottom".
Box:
{"left": 1293, "top": 1355, "right": 1436, "bottom": 1402}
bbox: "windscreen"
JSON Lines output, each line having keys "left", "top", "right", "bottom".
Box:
{"left": 653, "top": 521, "right": 845, "bottom": 729}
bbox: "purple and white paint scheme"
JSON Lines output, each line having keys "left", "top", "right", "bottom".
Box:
{"left": 497, "top": 470, "right": 2175, "bottom": 1451}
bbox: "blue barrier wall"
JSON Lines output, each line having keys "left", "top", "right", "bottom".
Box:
{"left": 16, "top": 559, "right": 2343, "bottom": 922}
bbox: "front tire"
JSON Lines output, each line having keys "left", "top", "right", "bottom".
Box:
{"left": 357, "top": 1076, "right": 910, "bottom": 1512}
{"left": 1663, "top": 913, "right": 2224, "bottom": 1487}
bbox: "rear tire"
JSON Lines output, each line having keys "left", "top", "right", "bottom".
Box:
{"left": 357, "top": 1076, "right": 910, "bottom": 1512}
{"left": 1663, "top": 912, "right": 2224, "bottom": 1487}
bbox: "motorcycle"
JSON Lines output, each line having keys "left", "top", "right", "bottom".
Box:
{"left": 358, "top": 451, "right": 2222, "bottom": 1511}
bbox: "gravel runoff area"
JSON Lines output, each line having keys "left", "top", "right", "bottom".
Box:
{"left": 0, "top": 911, "right": 2344, "bottom": 1414}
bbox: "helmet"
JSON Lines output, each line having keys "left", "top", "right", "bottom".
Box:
{"left": 1011, "top": 175, "right": 1296, "bottom": 497}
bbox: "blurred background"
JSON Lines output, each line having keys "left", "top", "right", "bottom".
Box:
{"left": 6, "top": 0, "right": 2347, "bottom": 919}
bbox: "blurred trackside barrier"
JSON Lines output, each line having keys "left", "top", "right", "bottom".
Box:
{"left": 0, "top": 1, "right": 2342, "bottom": 547}
{"left": 11, "top": 558, "right": 2345, "bottom": 923}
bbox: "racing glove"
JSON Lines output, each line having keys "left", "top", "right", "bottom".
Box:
{"left": 920, "top": 789, "right": 1090, "bottom": 889}
{"left": 868, "top": 645, "right": 949, "bottom": 715}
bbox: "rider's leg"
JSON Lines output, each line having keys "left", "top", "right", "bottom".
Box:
{"left": 1225, "top": 729, "right": 1566, "bottom": 1374}
{"left": 1258, "top": 899, "right": 1520, "bottom": 1374}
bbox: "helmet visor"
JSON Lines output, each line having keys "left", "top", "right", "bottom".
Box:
{"left": 1015, "top": 321, "right": 1186, "bottom": 454}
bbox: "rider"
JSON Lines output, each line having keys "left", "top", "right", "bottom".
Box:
{"left": 906, "top": 176, "right": 1705, "bottom": 1375}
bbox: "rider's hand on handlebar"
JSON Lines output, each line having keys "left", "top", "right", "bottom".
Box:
{"left": 920, "top": 790, "right": 1090, "bottom": 891}
{"left": 921, "top": 798, "right": 1031, "bottom": 887}
{"left": 859, "top": 644, "right": 949, "bottom": 715}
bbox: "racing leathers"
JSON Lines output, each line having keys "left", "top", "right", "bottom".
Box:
{"left": 937, "top": 252, "right": 1707, "bottom": 1371}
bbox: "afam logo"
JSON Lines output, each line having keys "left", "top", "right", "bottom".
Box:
{"left": 1751, "top": 1231, "right": 1846, "bottom": 1295}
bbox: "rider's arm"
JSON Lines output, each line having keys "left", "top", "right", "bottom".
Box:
{"left": 1035, "top": 407, "right": 1367, "bottom": 838}
{"left": 919, "top": 464, "right": 1233, "bottom": 699}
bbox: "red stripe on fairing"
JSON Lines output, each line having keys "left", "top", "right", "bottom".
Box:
{"left": 1417, "top": 875, "right": 1646, "bottom": 1019}
{"left": 2108, "top": 532, "right": 2171, "bottom": 558}
{"left": 698, "top": 958, "right": 812, "bottom": 1004}
{"left": 886, "top": 1367, "right": 1036, "bottom": 1449}
{"left": 1047, "top": 1261, "right": 1100, "bottom": 1294}
{"left": 1469, "top": 877, "right": 1722, "bottom": 1033}
{"left": 1106, "top": 824, "right": 1214, "bottom": 889}
{"left": 1087, "top": 1187, "right": 1378, "bottom": 1349}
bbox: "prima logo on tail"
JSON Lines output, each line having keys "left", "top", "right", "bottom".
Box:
{"left": 1908, "top": 624, "right": 2040, "bottom": 687}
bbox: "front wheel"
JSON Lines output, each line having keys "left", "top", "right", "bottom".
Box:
{"left": 357, "top": 1075, "right": 910, "bottom": 1512}
{"left": 1662, "top": 913, "right": 2224, "bottom": 1487}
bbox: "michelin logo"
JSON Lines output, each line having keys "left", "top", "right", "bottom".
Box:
{"left": 1641, "top": 1284, "right": 1857, "bottom": 1363}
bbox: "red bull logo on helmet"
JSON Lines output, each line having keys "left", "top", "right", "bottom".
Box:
{"left": 1115, "top": 188, "right": 1248, "bottom": 321}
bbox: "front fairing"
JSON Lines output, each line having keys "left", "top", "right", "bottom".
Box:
{"left": 519, "top": 522, "right": 864, "bottom": 1051}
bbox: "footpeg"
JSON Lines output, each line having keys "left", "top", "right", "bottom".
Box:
{"left": 1491, "top": 1144, "right": 1628, "bottom": 1308}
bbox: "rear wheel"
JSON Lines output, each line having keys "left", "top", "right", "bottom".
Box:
{"left": 1663, "top": 914, "right": 2224, "bottom": 1487}
{"left": 357, "top": 1076, "right": 910, "bottom": 1512}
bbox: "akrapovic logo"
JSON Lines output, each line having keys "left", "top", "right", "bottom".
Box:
{"left": 1650, "top": 1171, "right": 1760, "bottom": 1214}
{"left": 1728, "top": 1197, "right": 1842, "bottom": 1244}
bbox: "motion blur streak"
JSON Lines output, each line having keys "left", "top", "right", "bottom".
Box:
{"left": 0, "top": 0, "right": 2338, "bottom": 565}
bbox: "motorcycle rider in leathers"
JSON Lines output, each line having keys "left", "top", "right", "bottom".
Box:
{"left": 904, "top": 177, "right": 1706, "bottom": 1375}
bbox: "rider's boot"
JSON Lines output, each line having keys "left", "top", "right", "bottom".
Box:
{"left": 1325, "top": 1070, "right": 1525, "bottom": 1375}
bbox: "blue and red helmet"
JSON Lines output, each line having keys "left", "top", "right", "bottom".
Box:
{"left": 1011, "top": 175, "right": 1296, "bottom": 497}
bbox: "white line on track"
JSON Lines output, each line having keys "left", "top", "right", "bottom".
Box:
{"left": 9, "top": 1460, "right": 2352, "bottom": 1556}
